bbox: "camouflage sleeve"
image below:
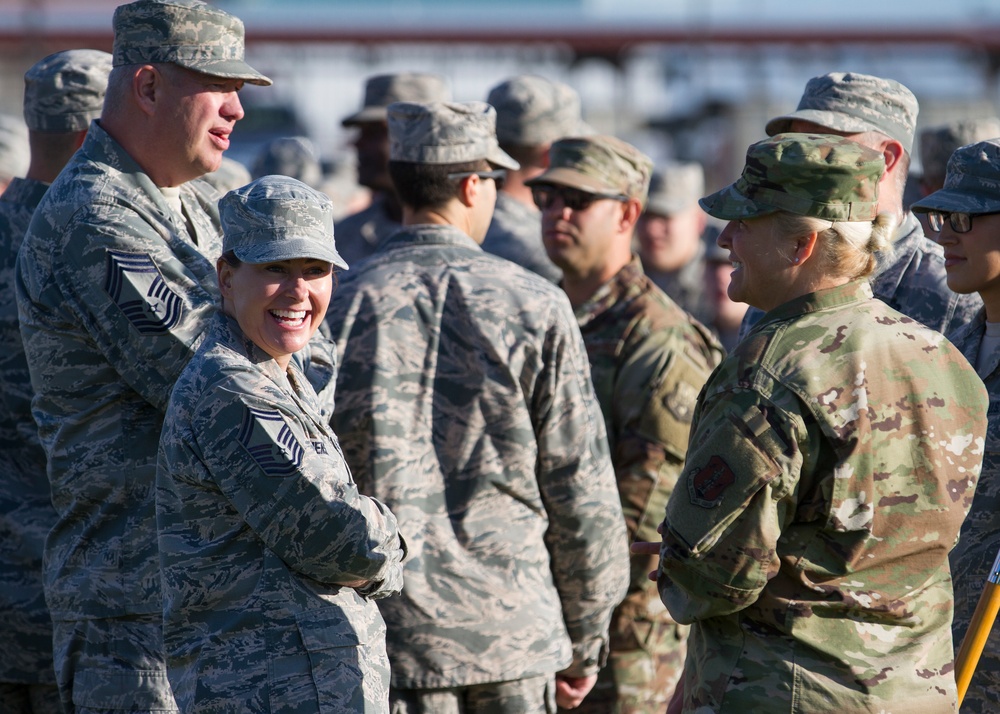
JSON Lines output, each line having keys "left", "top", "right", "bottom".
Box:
{"left": 43, "top": 209, "right": 216, "bottom": 412}
{"left": 657, "top": 386, "right": 809, "bottom": 623}
{"left": 614, "top": 336, "right": 715, "bottom": 596}
{"left": 191, "top": 382, "right": 406, "bottom": 590}
{"left": 535, "top": 309, "right": 630, "bottom": 676}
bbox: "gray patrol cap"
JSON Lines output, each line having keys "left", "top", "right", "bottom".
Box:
{"left": 112, "top": 0, "right": 271, "bottom": 86}
{"left": 342, "top": 73, "right": 450, "bottom": 127}
{"left": 0, "top": 115, "right": 29, "bottom": 179}
{"left": 251, "top": 136, "right": 323, "bottom": 187}
{"left": 700, "top": 133, "right": 884, "bottom": 221}
{"left": 645, "top": 162, "right": 706, "bottom": 216}
{"left": 220, "top": 175, "right": 348, "bottom": 269}
{"left": 387, "top": 101, "right": 519, "bottom": 169}
{"left": 487, "top": 75, "right": 592, "bottom": 147}
{"left": 24, "top": 50, "right": 112, "bottom": 133}
{"left": 525, "top": 134, "right": 653, "bottom": 205}
{"left": 765, "top": 72, "right": 919, "bottom": 154}
{"left": 911, "top": 139, "right": 1000, "bottom": 215}
{"left": 919, "top": 118, "right": 1000, "bottom": 188}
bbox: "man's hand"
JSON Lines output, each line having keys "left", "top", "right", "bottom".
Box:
{"left": 555, "top": 673, "right": 597, "bottom": 709}
{"left": 630, "top": 540, "right": 661, "bottom": 582}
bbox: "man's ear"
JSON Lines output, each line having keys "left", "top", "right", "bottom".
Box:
{"left": 620, "top": 198, "right": 643, "bottom": 233}
{"left": 133, "top": 65, "right": 160, "bottom": 118}
{"left": 217, "top": 258, "right": 234, "bottom": 298}
{"left": 457, "top": 173, "right": 479, "bottom": 208}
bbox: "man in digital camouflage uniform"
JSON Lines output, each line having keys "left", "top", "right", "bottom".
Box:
{"left": 911, "top": 139, "right": 1000, "bottom": 714}
{"left": 481, "top": 74, "right": 590, "bottom": 284}
{"left": 740, "top": 71, "right": 982, "bottom": 337}
{"left": 14, "top": 1, "right": 271, "bottom": 711}
{"left": 526, "top": 135, "right": 723, "bottom": 714}
{"left": 326, "top": 100, "right": 629, "bottom": 713}
{"left": 335, "top": 72, "right": 451, "bottom": 267}
{"left": 636, "top": 162, "right": 718, "bottom": 325}
{"left": 0, "top": 48, "right": 111, "bottom": 714}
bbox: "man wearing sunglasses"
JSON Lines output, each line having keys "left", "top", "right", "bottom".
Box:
{"left": 912, "top": 138, "right": 1000, "bottom": 714}
{"left": 327, "top": 101, "right": 629, "bottom": 714}
{"left": 527, "top": 135, "right": 723, "bottom": 714}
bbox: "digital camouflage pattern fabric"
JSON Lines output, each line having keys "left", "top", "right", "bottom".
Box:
{"left": 487, "top": 74, "right": 590, "bottom": 147}
{"left": 0, "top": 177, "right": 59, "bottom": 693}
{"left": 658, "top": 280, "right": 987, "bottom": 713}
{"left": 326, "top": 223, "right": 629, "bottom": 690}
{"left": 14, "top": 120, "right": 223, "bottom": 711}
{"left": 23, "top": 49, "right": 111, "bottom": 133}
{"left": 111, "top": 0, "right": 271, "bottom": 85}
{"left": 645, "top": 163, "right": 704, "bottom": 218}
{"left": 700, "top": 133, "right": 884, "bottom": 221}
{"left": 739, "top": 211, "right": 984, "bottom": 339}
{"left": 334, "top": 195, "right": 401, "bottom": 268}
{"left": 481, "top": 191, "right": 562, "bottom": 283}
{"left": 912, "top": 137, "right": 1000, "bottom": 215}
{"left": 569, "top": 257, "right": 722, "bottom": 714}
{"left": 342, "top": 72, "right": 450, "bottom": 127}
{"left": 157, "top": 312, "right": 405, "bottom": 713}
{"left": 387, "top": 101, "right": 518, "bottom": 169}
{"left": 765, "top": 72, "right": 919, "bottom": 154}
{"left": 947, "top": 308, "right": 1000, "bottom": 714}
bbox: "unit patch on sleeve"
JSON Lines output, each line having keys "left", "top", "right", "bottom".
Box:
{"left": 688, "top": 455, "right": 736, "bottom": 508}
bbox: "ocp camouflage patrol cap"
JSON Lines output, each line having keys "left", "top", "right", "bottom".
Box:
{"left": 699, "top": 133, "right": 884, "bottom": 221}
{"left": 342, "top": 73, "right": 450, "bottom": 127}
{"left": 0, "top": 114, "right": 29, "bottom": 179}
{"left": 387, "top": 101, "right": 519, "bottom": 169}
{"left": 220, "top": 175, "right": 348, "bottom": 269}
{"left": 765, "top": 72, "right": 918, "bottom": 154}
{"left": 23, "top": 50, "right": 112, "bottom": 133}
{"left": 645, "top": 162, "right": 705, "bottom": 216}
{"left": 919, "top": 118, "right": 1000, "bottom": 188}
{"left": 911, "top": 139, "right": 1000, "bottom": 215}
{"left": 525, "top": 135, "right": 653, "bottom": 205}
{"left": 112, "top": 0, "right": 271, "bottom": 86}
{"left": 487, "top": 75, "right": 593, "bottom": 146}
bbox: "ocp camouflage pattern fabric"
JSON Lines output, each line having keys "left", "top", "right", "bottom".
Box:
{"left": 327, "top": 223, "right": 629, "bottom": 690}
{"left": 659, "top": 279, "right": 987, "bottom": 713}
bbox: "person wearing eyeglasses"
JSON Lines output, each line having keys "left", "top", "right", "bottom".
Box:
{"left": 526, "top": 135, "right": 723, "bottom": 714}
{"left": 632, "top": 133, "right": 987, "bottom": 713}
{"left": 911, "top": 138, "right": 1000, "bottom": 714}
{"left": 325, "top": 101, "right": 629, "bottom": 713}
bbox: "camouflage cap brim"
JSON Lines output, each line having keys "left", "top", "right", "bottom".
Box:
{"left": 486, "top": 144, "right": 519, "bottom": 171}
{"left": 699, "top": 184, "right": 780, "bottom": 220}
{"left": 232, "top": 233, "right": 348, "bottom": 270}
{"left": 341, "top": 106, "right": 389, "bottom": 127}
{"left": 765, "top": 108, "right": 878, "bottom": 139}
{"left": 911, "top": 139, "right": 1000, "bottom": 215}
{"left": 172, "top": 57, "right": 271, "bottom": 86}
{"left": 910, "top": 189, "right": 1000, "bottom": 215}
{"left": 524, "top": 167, "right": 620, "bottom": 195}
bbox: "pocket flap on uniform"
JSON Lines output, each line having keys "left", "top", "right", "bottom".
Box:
{"left": 295, "top": 602, "right": 385, "bottom": 651}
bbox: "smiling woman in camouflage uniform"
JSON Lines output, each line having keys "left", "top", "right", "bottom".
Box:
{"left": 635, "top": 133, "right": 988, "bottom": 712}
{"left": 156, "top": 176, "right": 406, "bottom": 713}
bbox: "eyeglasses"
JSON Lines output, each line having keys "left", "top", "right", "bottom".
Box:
{"left": 926, "top": 211, "right": 996, "bottom": 234}
{"left": 447, "top": 169, "right": 507, "bottom": 190}
{"left": 531, "top": 184, "right": 629, "bottom": 212}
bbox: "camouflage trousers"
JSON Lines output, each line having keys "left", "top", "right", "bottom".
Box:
{"left": 390, "top": 674, "right": 556, "bottom": 714}
{"left": 0, "top": 682, "right": 62, "bottom": 714}
{"left": 52, "top": 615, "right": 178, "bottom": 714}
{"left": 565, "top": 616, "right": 687, "bottom": 714}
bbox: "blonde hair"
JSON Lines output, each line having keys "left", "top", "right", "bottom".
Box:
{"left": 771, "top": 211, "right": 897, "bottom": 280}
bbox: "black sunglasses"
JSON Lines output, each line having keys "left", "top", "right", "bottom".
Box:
{"left": 531, "top": 184, "right": 629, "bottom": 212}
{"left": 926, "top": 211, "right": 996, "bottom": 234}
{"left": 447, "top": 169, "right": 507, "bottom": 190}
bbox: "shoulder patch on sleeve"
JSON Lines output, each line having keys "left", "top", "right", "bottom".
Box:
{"left": 104, "top": 249, "right": 183, "bottom": 334}
{"left": 237, "top": 404, "right": 304, "bottom": 477}
{"left": 688, "top": 455, "right": 736, "bottom": 508}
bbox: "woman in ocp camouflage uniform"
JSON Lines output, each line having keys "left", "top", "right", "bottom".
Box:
{"left": 635, "top": 133, "right": 987, "bottom": 713}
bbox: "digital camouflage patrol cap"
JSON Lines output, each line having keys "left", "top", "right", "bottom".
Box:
{"left": 342, "top": 73, "right": 451, "bottom": 127}
{"left": 765, "top": 72, "right": 918, "bottom": 154}
{"left": 220, "top": 175, "right": 348, "bottom": 269}
{"left": 919, "top": 118, "right": 1000, "bottom": 189}
{"left": 112, "top": 0, "right": 271, "bottom": 86}
{"left": 525, "top": 134, "right": 653, "bottom": 206}
{"left": 645, "top": 161, "right": 705, "bottom": 216}
{"left": 23, "top": 49, "right": 112, "bottom": 133}
{"left": 911, "top": 139, "right": 1000, "bottom": 215}
{"left": 487, "top": 75, "right": 592, "bottom": 147}
{"left": 387, "top": 101, "right": 519, "bottom": 169}
{"left": 699, "top": 133, "right": 884, "bottom": 221}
